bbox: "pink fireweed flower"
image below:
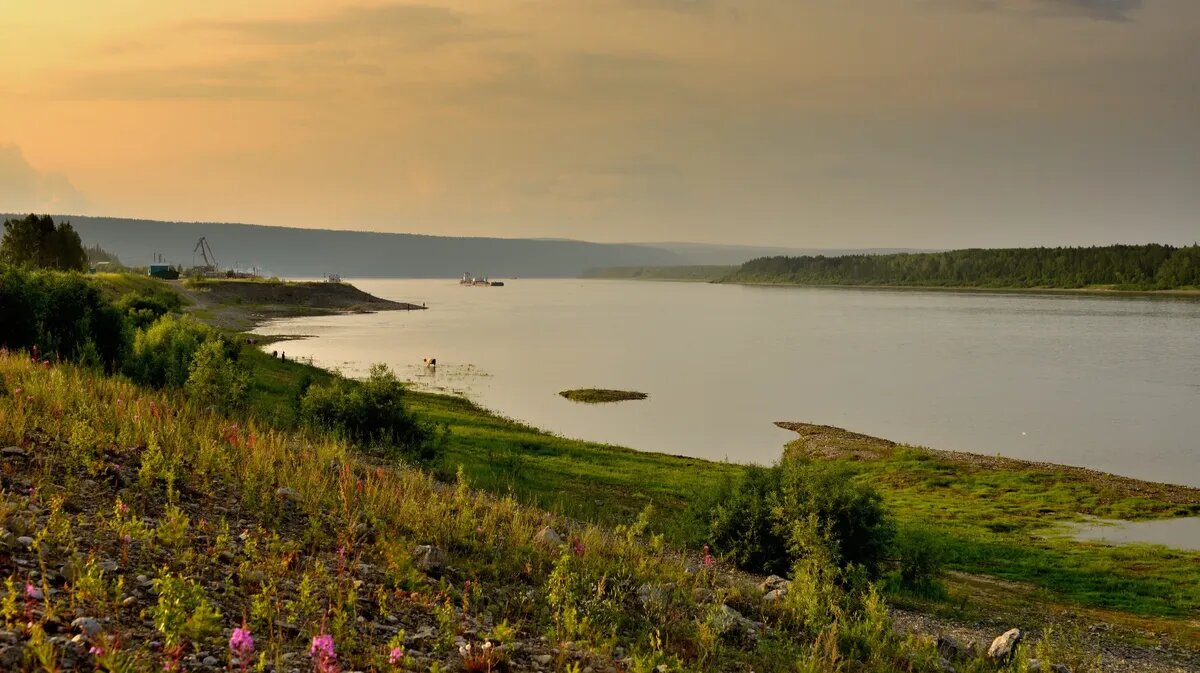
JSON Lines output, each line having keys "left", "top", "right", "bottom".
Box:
{"left": 388, "top": 646, "right": 404, "bottom": 666}
{"left": 89, "top": 645, "right": 104, "bottom": 657}
{"left": 702, "top": 544, "right": 715, "bottom": 568}
{"left": 25, "top": 582, "right": 42, "bottom": 600}
{"left": 309, "top": 634, "right": 336, "bottom": 661}
{"left": 229, "top": 627, "right": 255, "bottom": 659}
{"left": 571, "top": 537, "right": 586, "bottom": 557}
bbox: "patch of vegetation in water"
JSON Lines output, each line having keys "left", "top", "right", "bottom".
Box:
{"left": 559, "top": 388, "right": 648, "bottom": 403}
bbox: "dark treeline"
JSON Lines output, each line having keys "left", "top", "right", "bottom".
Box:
{"left": 723, "top": 244, "right": 1200, "bottom": 290}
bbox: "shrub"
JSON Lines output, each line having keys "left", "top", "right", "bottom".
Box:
{"left": 702, "top": 466, "right": 790, "bottom": 575}
{"left": 889, "top": 524, "right": 947, "bottom": 596}
{"left": 0, "top": 265, "right": 129, "bottom": 371}
{"left": 702, "top": 457, "right": 894, "bottom": 579}
{"left": 186, "top": 337, "right": 249, "bottom": 412}
{"left": 777, "top": 458, "right": 895, "bottom": 577}
{"left": 300, "top": 364, "right": 439, "bottom": 464}
{"left": 115, "top": 290, "right": 182, "bottom": 328}
{"left": 125, "top": 315, "right": 225, "bottom": 388}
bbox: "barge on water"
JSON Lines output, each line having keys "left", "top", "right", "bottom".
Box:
{"left": 461, "top": 272, "right": 504, "bottom": 287}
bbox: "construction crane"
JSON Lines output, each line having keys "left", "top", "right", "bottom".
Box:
{"left": 193, "top": 237, "right": 218, "bottom": 272}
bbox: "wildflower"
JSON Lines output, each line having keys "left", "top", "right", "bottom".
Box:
{"left": 117, "top": 501, "right": 129, "bottom": 515}
{"left": 571, "top": 537, "right": 585, "bottom": 557}
{"left": 388, "top": 646, "right": 404, "bottom": 666}
{"left": 702, "top": 544, "right": 715, "bottom": 568}
{"left": 89, "top": 645, "right": 105, "bottom": 657}
{"left": 310, "top": 633, "right": 336, "bottom": 662}
{"left": 25, "top": 582, "right": 43, "bottom": 600}
{"left": 229, "top": 627, "right": 255, "bottom": 660}
{"left": 12, "top": 388, "right": 20, "bottom": 396}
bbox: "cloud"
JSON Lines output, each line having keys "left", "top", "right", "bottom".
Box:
{"left": 930, "top": 0, "right": 1145, "bottom": 21}
{"left": 0, "top": 144, "right": 89, "bottom": 214}
{"left": 1036, "top": 0, "right": 1144, "bottom": 22}
{"left": 189, "top": 4, "right": 496, "bottom": 47}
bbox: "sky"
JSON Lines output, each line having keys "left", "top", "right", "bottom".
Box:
{"left": 2, "top": 0, "right": 1198, "bottom": 248}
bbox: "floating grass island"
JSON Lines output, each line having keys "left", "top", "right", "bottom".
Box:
{"left": 559, "top": 388, "right": 648, "bottom": 403}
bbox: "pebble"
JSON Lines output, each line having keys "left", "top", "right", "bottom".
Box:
{"left": 71, "top": 617, "right": 102, "bottom": 637}
{"left": 202, "top": 656, "right": 219, "bottom": 666}
{"left": 16, "top": 536, "right": 33, "bottom": 548}
{"left": 534, "top": 654, "right": 554, "bottom": 665}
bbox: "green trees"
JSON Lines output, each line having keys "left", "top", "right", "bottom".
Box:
{"left": 1, "top": 214, "right": 88, "bottom": 271}
{"left": 299, "top": 364, "right": 439, "bottom": 464}
{"left": 0, "top": 265, "right": 128, "bottom": 371}
{"left": 726, "top": 244, "right": 1200, "bottom": 290}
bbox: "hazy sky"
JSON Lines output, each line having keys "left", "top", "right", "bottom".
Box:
{"left": 2, "top": 1, "right": 1198, "bottom": 247}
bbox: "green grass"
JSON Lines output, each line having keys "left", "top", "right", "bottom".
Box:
{"left": 558, "top": 388, "right": 648, "bottom": 404}
{"left": 87, "top": 272, "right": 188, "bottom": 306}
{"left": 240, "top": 347, "right": 1200, "bottom": 626}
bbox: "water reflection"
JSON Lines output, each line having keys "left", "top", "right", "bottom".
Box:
{"left": 1062, "top": 517, "right": 1200, "bottom": 551}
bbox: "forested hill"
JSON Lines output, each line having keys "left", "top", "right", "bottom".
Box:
{"left": 22, "top": 215, "right": 686, "bottom": 278}
{"left": 721, "top": 244, "right": 1200, "bottom": 290}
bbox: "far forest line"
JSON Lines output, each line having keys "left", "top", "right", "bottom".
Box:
{"left": 721, "top": 244, "right": 1200, "bottom": 290}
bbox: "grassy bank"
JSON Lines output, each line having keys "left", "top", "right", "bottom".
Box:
{"left": 241, "top": 347, "right": 1200, "bottom": 641}
{"left": 3, "top": 327, "right": 1039, "bottom": 673}
{"left": 76, "top": 274, "right": 1200, "bottom": 633}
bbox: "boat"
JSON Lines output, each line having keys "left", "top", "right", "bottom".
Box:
{"left": 460, "top": 272, "right": 500, "bottom": 286}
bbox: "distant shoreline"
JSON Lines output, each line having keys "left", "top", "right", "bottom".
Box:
{"left": 717, "top": 280, "right": 1200, "bottom": 298}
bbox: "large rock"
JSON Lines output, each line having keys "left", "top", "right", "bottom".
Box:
{"left": 709, "top": 604, "right": 755, "bottom": 639}
{"left": 636, "top": 582, "right": 675, "bottom": 608}
{"left": 412, "top": 545, "right": 446, "bottom": 575}
{"left": 759, "top": 575, "right": 792, "bottom": 594}
{"left": 936, "top": 635, "right": 970, "bottom": 661}
{"left": 987, "top": 628, "right": 1022, "bottom": 662}
{"left": 534, "top": 527, "right": 564, "bottom": 548}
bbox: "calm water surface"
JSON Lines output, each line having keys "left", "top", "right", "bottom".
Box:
{"left": 258, "top": 279, "right": 1200, "bottom": 487}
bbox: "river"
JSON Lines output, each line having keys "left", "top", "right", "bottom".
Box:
{"left": 257, "top": 279, "right": 1200, "bottom": 487}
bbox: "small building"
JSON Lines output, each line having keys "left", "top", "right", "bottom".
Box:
{"left": 148, "top": 263, "right": 179, "bottom": 280}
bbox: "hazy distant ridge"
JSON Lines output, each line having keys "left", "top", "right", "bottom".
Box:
{"left": 29, "top": 215, "right": 686, "bottom": 278}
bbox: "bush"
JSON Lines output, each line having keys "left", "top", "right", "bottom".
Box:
{"left": 186, "top": 338, "right": 249, "bottom": 412}
{"left": 125, "top": 315, "right": 236, "bottom": 389}
{"left": 702, "top": 466, "right": 790, "bottom": 576}
{"left": 115, "top": 290, "right": 182, "bottom": 328}
{"left": 0, "top": 265, "right": 129, "bottom": 371}
{"left": 777, "top": 459, "right": 895, "bottom": 577}
{"left": 889, "top": 524, "right": 947, "bottom": 596}
{"left": 701, "top": 457, "right": 894, "bottom": 579}
{"left": 300, "top": 364, "right": 439, "bottom": 464}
